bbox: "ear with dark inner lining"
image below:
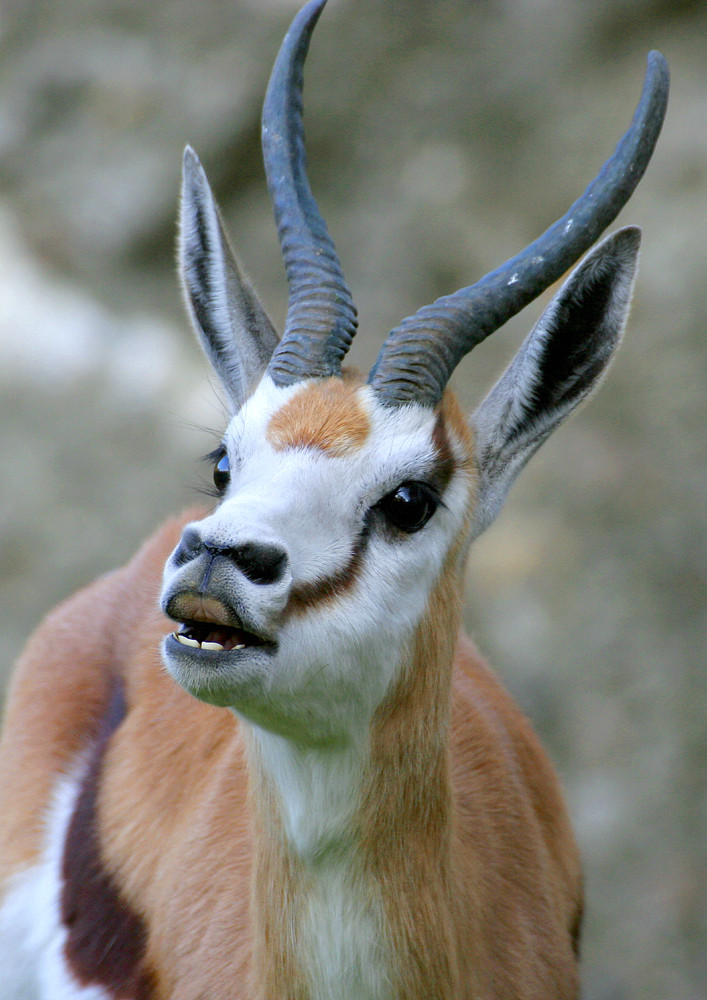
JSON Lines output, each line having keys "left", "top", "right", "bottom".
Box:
{"left": 179, "top": 146, "right": 280, "bottom": 410}
{"left": 470, "top": 226, "right": 641, "bottom": 537}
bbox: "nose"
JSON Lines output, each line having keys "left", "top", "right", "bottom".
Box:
{"left": 204, "top": 541, "right": 288, "bottom": 586}
{"left": 172, "top": 526, "right": 289, "bottom": 586}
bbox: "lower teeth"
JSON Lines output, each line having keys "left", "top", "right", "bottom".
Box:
{"left": 174, "top": 632, "right": 247, "bottom": 652}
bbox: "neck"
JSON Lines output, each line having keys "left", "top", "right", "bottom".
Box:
{"left": 245, "top": 560, "right": 465, "bottom": 1000}
{"left": 357, "top": 556, "right": 464, "bottom": 999}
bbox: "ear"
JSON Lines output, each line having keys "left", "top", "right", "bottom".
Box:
{"left": 470, "top": 226, "right": 640, "bottom": 537}
{"left": 179, "top": 146, "right": 280, "bottom": 410}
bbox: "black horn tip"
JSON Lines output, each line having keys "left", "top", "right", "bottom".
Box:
{"left": 262, "top": 0, "right": 329, "bottom": 122}
{"left": 367, "top": 49, "right": 669, "bottom": 409}
{"left": 647, "top": 49, "right": 669, "bottom": 87}
{"left": 641, "top": 50, "right": 669, "bottom": 132}
{"left": 262, "top": 0, "right": 358, "bottom": 386}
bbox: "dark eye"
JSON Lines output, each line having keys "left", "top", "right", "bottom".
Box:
{"left": 375, "top": 481, "right": 439, "bottom": 534}
{"left": 213, "top": 451, "right": 231, "bottom": 493}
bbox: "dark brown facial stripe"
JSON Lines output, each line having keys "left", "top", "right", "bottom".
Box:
{"left": 284, "top": 523, "right": 369, "bottom": 617}
{"left": 61, "top": 676, "right": 157, "bottom": 999}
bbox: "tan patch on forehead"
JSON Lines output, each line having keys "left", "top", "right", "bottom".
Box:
{"left": 266, "top": 378, "right": 370, "bottom": 456}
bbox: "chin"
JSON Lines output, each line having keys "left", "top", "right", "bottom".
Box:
{"left": 162, "top": 632, "right": 275, "bottom": 710}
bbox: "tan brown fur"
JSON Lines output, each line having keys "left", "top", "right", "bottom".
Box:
{"left": 245, "top": 752, "right": 315, "bottom": 1000}
{"left": 0, "top": 390, "right": 581, "bottom": 999}
{"left": 6, "top": 527, "right": 147, "bottom": 967}
{"left": 266, "top": 377, "right": 370, "bottom": 456}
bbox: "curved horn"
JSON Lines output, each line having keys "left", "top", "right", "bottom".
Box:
{"left": 263, "top": 0, "right": 358, "bottom": 387}
{"left": 367, "top": 51, "right": 669, "bottom": 408}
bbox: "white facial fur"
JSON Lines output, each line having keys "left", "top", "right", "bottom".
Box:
{"left": 161, "top": 376, "right": 472, "bottom": 748}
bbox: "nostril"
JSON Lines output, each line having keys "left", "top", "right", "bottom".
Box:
{"left": 234, "top": 542, "right": 288, "bottom": 585}
{"left": 204, "top": 541, "right": 288, "bottom": 586}
{"left": 173, "top": 527, "right": 204, "bottom": 567}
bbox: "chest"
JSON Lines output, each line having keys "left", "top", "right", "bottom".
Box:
{"left": 294, "top": 861, "right": 393, "bottom": 1000}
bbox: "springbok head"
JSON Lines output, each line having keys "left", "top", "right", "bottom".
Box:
{"left": 161, "top": 0, "right": 668, "bottom": 744}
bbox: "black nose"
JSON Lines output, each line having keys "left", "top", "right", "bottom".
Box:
{"left": 204, "top": 540, "right": 288, "bottom": 586}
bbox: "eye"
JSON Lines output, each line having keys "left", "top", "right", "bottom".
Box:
{"left": 375, "top": 481, "right": 439, "bottom": 534}
{"left": 213, "top": 451, "right": 231, "bottom": 494}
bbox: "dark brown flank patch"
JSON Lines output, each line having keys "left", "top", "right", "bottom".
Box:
{"left": 61, "top": 676, "right": 157, "bottom": 998}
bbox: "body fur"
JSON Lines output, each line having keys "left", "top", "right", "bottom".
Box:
{"left": 0, "top": 500, "right": 581, "bottom": 998}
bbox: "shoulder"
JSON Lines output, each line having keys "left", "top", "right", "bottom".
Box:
{"left": 0, "top": 509, "right": 205, "bottom": 884}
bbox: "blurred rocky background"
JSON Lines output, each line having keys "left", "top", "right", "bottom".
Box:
{"left": 0, "top": 0, "right": 705, "bottom": 995}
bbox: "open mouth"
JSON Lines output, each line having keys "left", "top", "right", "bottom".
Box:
{"left": 164, "top": 590, "right": 275, "bottom": 655}
{"left": 173, "top": 620, "right": 268, "bottom": 653}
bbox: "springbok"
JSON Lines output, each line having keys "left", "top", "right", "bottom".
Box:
{"left": 0, "top": 1, "right": 668, "bottom": 997}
